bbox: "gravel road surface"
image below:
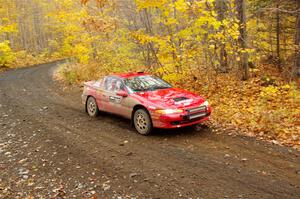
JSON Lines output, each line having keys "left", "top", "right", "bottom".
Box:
{"left": 0, "top": 62, "right": 299, "bottom": 198}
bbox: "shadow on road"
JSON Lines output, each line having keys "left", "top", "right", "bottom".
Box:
{"left": 91, "top": 111, "right": 211, "bottom": 138}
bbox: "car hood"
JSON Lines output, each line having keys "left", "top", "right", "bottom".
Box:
{"left": 133, "top": 88, "right": 205, "bottom": 109}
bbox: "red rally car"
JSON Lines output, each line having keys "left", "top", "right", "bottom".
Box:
{"left": 82, "top": 72, "right": 211, "bottom": 135}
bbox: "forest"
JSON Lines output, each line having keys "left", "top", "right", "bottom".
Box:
{"left": 0, "top": 0, "right": 299, "bottom": 148}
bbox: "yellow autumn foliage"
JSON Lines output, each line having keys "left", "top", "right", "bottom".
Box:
{"left": 0, "top": 41, "right": 16, "bottom": 67}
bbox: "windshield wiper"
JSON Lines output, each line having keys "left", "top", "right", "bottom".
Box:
{"left": 133, "top": 86, "right": 171, "bottom": 92}
{"left": 150, "top": 86, "right": 171, "bottom": 90}
{"left": 133, "top": 87, "right": 152, "bottom": 92}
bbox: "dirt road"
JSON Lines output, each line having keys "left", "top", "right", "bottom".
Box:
{"left": 0, "top": 62, "right": 299, "bottom": 198}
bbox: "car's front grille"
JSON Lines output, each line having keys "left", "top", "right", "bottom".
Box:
{"left": 171, "top": 112, "right": 210, "bottom": 125}
{"left": 184, "top": 105, "right": 208, "bottom": 120}
{"left": 188, "top": 112, "right": 207, "bottom": 120}
{"left": 170, "top": 105, "right": 209, "bottom": 126}
{"left": 186, "top": 105, "right": 207, "bottom": 114}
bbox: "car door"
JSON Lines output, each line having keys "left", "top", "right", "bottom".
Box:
{"left": 101, "top": 76, "right": 114, "bottom": 112}
{"left": 103, "top": 77, "right": 128, "bottom": 116}
{"left": 94, "top": 78, "right": 105, "bottom": 111}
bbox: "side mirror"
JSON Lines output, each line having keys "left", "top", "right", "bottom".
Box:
{"left": 116, "top": 90, "right": 128, "bottom": 97}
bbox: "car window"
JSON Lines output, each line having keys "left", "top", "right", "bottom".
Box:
{"left": 114, "top": 80, "right": 125, "bottom": 92}
{"left": 124, "top": 75, "right": 172, "bottom": 92}
{"left": 94, "top": 78, "right": 104, "bottom": 88}
{"left": 105, "top": 77, "right": 125, "bottom": 92}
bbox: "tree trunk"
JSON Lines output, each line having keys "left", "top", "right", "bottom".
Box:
{"left": 276, "top": 0, "right": 281, "bottom": 68}
{"left": 294, "top": 0, "right": 300, "bottom": 81}
{"left": 216, "top": 0, "right": 228, "bottom": 72}
{"left": 236, "top": 0, "right": 249, "bottom": 80}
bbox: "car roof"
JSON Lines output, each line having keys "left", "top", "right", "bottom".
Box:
{"left": 112, "top": 72, "right": 149, "bottom": 78}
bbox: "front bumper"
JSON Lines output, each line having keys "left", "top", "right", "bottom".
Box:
{"left": 151, "top": 105, "right": 212, "bottom": 129}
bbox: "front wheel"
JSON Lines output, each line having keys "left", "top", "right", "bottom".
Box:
{"left": 133, "top": 109, "right": 152, "bottom": 135}
{"left": 86, "top": 97, "right": 99, "bottom": 117}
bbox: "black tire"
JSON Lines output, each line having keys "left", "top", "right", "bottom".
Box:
{"left": 86, "top": 97, "right": 99, "bottom": 117}
{"left": 133, "top": 109, "right": 153, "bottom": 135}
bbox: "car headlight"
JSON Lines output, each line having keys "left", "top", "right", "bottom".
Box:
{"left": 155, "top": 109, "right": 184, "bottom": 114}
{"left": 202, "top": 100, "right": 209, "bottom": 107}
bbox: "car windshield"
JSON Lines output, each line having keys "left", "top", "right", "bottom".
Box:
{"left": 124, "top": 75, "right": 172, "bottom": 92}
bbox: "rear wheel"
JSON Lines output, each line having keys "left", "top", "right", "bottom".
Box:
{"left": 86, "top": 97, "right": 99, "bottom": 117}
{"left": 133, "top": 109, "right": 152, "bottom": 135}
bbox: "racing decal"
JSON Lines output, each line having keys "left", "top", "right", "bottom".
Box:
{"left": 109, "top": 96, "right": 122, "bottom": 104}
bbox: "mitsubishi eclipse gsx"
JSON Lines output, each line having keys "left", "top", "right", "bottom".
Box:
{"left": 82, "top": 72, "right": 212, "bottom": 135}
